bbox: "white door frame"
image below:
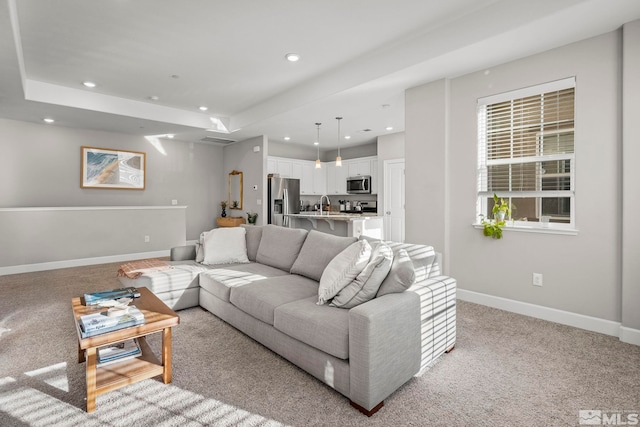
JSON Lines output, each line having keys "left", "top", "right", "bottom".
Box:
{"left": 383, "top": 158, "right": 405, "bottom": 242}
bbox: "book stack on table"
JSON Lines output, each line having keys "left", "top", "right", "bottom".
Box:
{"left": 79, "top": 306, "right": 145, "bottom": 338}
{"left": 97, "top": 339, "right": 142, "bottom": 366}
{"left": 84, "top": 287, "right": 140, "bottom": 306}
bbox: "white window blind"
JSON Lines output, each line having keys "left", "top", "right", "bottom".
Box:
{"left": 477, "top": 78, "right": 576, "bottom": 228}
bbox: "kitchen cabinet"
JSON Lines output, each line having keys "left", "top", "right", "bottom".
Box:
{"left": 300, "top": 161, "right": 315, "bottom": 195}
{"left": 268, "top": 155, "right": 376, "bottom": 195}
{"left": 347, "top": 158, "right": 371, "bottom": 177}
{"left": 326, "top": 161, "right": 348, "bottom": 195}
{"left": 267, "top": 157, "right": 293, "bottom": 177}
{"left": 313, "top": 165, "right": 327, "bottom": 195}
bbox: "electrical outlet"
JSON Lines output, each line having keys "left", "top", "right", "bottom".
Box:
{"left": 171, "top": 199, "right": 178, "bottom": 205}
{"left": 532, "top": 273, "right": 543, "bottom": 287}
{"left": 144, "top": 235, "right": 150, "bottom": 243}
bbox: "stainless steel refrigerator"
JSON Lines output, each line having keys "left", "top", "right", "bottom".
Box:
{"left": 267, "top": 176, "right": 300, "bottom": 227}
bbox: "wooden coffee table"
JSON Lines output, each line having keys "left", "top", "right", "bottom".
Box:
{"left": 71, "top": 287, "right": 179, "bottom": 412}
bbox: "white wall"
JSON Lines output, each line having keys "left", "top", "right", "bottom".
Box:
{"left": 223, "top": 135, "right": 267, "bottom": 225}
{"left": 622, "top": 20, "right": 640, "bottom": 333}
{"left": 405, "top": 31, "right": 632, "bottom": 330}
{"left": 0, "top": 118, "right": 225, "bottom": 241}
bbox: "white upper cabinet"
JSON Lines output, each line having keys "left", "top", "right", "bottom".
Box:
{"left": 268, "top": 155, "right": 376, "bottom": 195}
{"left": 267, "top": 157, "right": 293, "bottom": 177}
{"left": 300, "top": 161, "right": 315, "bottom": 195}
{"left": 347, "top": 158, "right": 371, "bottom": 177}
{"left": 326, "top": 161, "right": 348, "bottom": 194}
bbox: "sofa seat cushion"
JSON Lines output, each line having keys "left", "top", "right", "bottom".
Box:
{"left": 229, "top": 275, "right": 318, "bottom": 325}
{"left": 118, "top": 260, "right": 212, "bottom": 294}
{"left": 199, "top": 262, "right": 290, "bottom": 302}
{"left": 274, "top": 296, "right": 350, "bottom": 360}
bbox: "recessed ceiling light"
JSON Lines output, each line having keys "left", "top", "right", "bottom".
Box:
{"left": 166, "top": 134, "right": 175, "bottom": 139}
{"left": 284, "top": 136, "right": 291, "bottom": 141}
{"left": 285, "top": 53, "right": 300, "bottom": 62}
{"left": 148, "top": 96, "right": 159, "bottom": 101}
{"left": 43, "top": 118, "right": 54, "bottom": 123}
{"left": 314, "top": 141, "right": 319, "bottom": 146}
{"left": 83, "top": 81, "right": 96, "bottom": 88}
{"left": 386, "top": 126, "right": 394, "bottom": 131}
{"left": 345, "top": 135, "right": 351, "bottom": 140}
{"left": 199, "top": 106, "right": 208, "bottom": 111}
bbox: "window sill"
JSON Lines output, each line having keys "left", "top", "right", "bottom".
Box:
{"left": 473, "top": 223, "right": 579, "bottom": 236}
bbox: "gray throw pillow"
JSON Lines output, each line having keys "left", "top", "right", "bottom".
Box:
{"left": 317, "top": 240, "right": 371, "bottom": 305}
{"left": 241, "top": 224, "right": 263, "bottom": 261}
{"left": 376, "top": 248, "right": 415, "bottom": 297}
{"left": 256, "top": 225, "right": 308, "bottom": 271}
{"left": 290, "top": 231, "right": 357, "bottom": 281}
{"left": 331, "top": 242, "right": 393, "bottom": 308}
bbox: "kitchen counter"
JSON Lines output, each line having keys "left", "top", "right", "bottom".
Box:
{"left": 286, "top": 212, "right": 379, "bottom": 221}
{"left": 285, "top": 213, "right": 383, "bottom": 239}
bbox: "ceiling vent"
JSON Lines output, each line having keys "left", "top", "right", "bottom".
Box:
{"left": 200, "top": 136, "right": 236, "bottom": 145}
{"left": 356, "top": 128, "right": 372, "bottom": 133}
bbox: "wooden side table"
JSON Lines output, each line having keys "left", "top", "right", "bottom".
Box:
{"left": 217, "top": 216, "right": 246, "bottom": 227}
{"left": 72, "top": 287, "right": 179, "bottom": 412}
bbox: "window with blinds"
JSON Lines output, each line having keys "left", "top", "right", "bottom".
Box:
{"left": 477, "top": 77, "right": 575, "bottom": 228}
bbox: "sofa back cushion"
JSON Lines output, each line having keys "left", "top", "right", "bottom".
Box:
{"left": 256, "top": 225, "right": 309, "bottom": 271}
{"left": 290, "top": 231, "right": 357, "bottom": 281}
{"left": 241, "top": 224, "right": 263, "bottom": 261}
{"left": 360, "top": 236, "right": 437, "bottom": 282}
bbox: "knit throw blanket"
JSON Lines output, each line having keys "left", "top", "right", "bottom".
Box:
{"left": 117, "top": 259, "right": 173, "bottom": 279}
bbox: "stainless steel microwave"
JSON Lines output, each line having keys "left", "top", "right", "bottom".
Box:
{"left": 347, "top": 175, "right": 371, "bottom": 194}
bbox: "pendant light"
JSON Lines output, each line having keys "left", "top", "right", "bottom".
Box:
{"left": 315, "top": 122, "right": 322, "bottom": 169}
{"left": 335, "top": 117, "right": 343, "bottom": 166}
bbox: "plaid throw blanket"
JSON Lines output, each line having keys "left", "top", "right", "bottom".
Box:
{"left": 117, "top": 259, "right": 173, "bottom": 279}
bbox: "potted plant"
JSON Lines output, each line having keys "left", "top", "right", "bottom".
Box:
{"left": 220, "top": 201, "right": 227, "bottom": 218}
{"left": 481, "top": 194, "right": 510, "bottom": 239}
{"left": 246, "top": 211, "right": 258, "bottom": 225}
{"left": 232, "top": 200, "right": 239, "bottom": 209}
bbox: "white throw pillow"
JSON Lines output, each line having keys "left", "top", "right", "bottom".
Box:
{"left": 317, "top": 240, "right": 371, "bottom": 305}
{"left": 202, "top": 227, "right": 250, "bottom": 265}
{"left": 195, "top": 230, "right": 210, "bottom": 263}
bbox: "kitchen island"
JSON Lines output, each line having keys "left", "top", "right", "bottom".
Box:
{"left": 285, "top": 212, "right": 383, "bottom": 239}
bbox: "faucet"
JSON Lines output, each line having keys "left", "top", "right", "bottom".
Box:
{"left": 319, "top": 195, "right": 330, "bottom": 216}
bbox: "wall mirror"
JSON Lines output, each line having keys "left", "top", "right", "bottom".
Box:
{"left": 229, "top": 170, "right": 243, "bottom": 210}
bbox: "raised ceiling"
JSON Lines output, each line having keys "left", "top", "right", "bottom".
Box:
{"left": 1, "top": 0, "right": 639, "bottom": 149}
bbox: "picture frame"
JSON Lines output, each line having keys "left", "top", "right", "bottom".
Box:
{"left": 81, "top": 146, "right": 146, "bottom": 190}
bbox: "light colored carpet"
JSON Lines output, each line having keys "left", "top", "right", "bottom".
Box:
{"left": 1, "top": 262, "right": 639, "bottom": 426}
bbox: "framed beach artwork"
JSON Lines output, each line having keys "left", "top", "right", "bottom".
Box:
{"left": 81, "top": 146, "right": 146, "bottom": 190}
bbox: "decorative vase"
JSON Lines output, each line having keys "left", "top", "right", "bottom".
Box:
{"left": 221, "top": 207, "right": 226, "bottom": 217}
{"left": 495, "top": 211, "right": 506, "bottom": 222}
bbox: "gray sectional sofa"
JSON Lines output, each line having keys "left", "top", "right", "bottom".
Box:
{"left": 118, "top": 224, "right": 457, "bottom": 416}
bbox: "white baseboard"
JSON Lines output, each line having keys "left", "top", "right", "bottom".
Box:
{"left": 620, "top": 326, "right": 640, "bottom": 346}
{"left": 0, "top": 250, "right": 170, "bottom": 276}
{"left": 457, "top": 288, "right": 639, "bottom": 346}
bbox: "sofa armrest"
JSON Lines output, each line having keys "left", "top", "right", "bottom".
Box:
{"left": 348, "top": 291, "right": 421, "bottom": 411}
{"left": 170, "top": 245, "right": 197, "bottom": 261}
{"left": 408, "top": 275, "right": 457, "bottom": 370}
